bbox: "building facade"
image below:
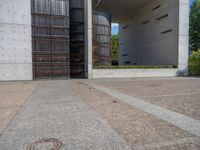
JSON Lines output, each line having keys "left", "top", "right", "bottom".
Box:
{"left": 0, "top": 0, "right": 189, "bottom": 80}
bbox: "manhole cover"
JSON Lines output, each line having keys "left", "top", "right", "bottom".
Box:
{"left": 27, "top": 138, "right": 63, "bottom": 150}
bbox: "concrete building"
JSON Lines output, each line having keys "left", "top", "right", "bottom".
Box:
{"left": 0, "top": 0, "right": 189, "bottom": 81}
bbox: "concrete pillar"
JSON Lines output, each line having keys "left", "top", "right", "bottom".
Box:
{"left": 177, "top": 0, "right": 189, "bottom": 76}
{"left": 0, "top": 0, "right": 32, "bottom": 81}
{"left": 84, "top": 0, "right": 93, "bottom": 78}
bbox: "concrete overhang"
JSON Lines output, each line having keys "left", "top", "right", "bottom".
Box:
{"left": 93, "top": 0, "right": 151, "bottom": 22}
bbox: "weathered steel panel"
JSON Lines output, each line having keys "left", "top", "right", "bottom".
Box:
{"left": 32, "top": 0, "right": 70, "bottom": 79}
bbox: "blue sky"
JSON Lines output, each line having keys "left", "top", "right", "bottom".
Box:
{"left": 190, "top": 0, "right": 195, "bottom": 5}
{"left": 112, "top": 0, "right": 195, "bottom": 35}
{"left": 111, "top": 23, "right": 119, "bottom": 35}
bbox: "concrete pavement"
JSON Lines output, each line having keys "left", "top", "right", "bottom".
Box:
{"left": 0, "top": 80, "right": 130, "bottom": 150}
{"left": 0, "top": 78, "right": 200, "bottom": 150}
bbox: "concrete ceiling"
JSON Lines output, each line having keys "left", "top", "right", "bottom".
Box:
{"left": 93, "top": 0, "right": 151, "bottom": 22}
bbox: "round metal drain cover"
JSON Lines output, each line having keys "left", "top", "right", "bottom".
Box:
{"left": 27, "top": 138, "right": 63, "bottom": 150}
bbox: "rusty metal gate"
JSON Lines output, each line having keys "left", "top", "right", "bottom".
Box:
{"left": 31, "top": 0, "right": 70, "bottom": 79}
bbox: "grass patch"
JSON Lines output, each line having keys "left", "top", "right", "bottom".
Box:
{"left": 94, "top": 65, "right": 175, "bottom": 69}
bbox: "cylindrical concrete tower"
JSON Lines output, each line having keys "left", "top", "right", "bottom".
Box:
{"left": 92, "top": 11, "right": 112, "bottom": 66}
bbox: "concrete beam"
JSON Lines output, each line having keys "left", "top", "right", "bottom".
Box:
{"left": 93, "top": 0, "right": 150, "bottom": 22}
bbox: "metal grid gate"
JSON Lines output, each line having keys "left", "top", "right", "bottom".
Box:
{"left": 32, "top": 0, "right": 70, "bottom": 79}
{"left": 69, "top": 0, "right": 85, "bottom": 78}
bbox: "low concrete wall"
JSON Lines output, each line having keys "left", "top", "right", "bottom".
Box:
{"left": 92, "top": 69, "right": 178, "bottom": 78}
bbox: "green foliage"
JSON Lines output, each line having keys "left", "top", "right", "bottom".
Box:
{"left": 189, "top": 49, "right": 200, "bottom": 63}
{"left": 189, "top": 49, "right": 200, "bottom": 75}
{"left": 190, "top": 0, "right": 200, "bottom": 51}
{"left": 111, "top": 34, "right": 119, "bottom": 65}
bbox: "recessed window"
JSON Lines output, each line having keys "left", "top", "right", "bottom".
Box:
{"left": 125, "top": 61, "right": 131, "bottom": 64}
{"left": 142, "top": 20, "right": 149, "bottom": 25}
{"left": 122, "top": 25, "right": 129, "bottom": 30}
{"left": 161, "top": 29, "right": 172, "bottom": 34}
{"left": 122, "top": 54, "right": 128, "bottom": 56}
{"left": 156, "top": 14, "right": 168, "bottom": 21}
{"left": 152, "top": 5, "right": 161, "bottom": 11}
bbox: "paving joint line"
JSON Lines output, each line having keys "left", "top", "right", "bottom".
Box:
{"left": 0, "top": 106, "right": 22, "bottom": 109}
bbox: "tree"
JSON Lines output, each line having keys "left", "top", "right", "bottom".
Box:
{"left": 189, "top": 49, "right": 200, "bottom": 75}
{"left": 190, "top": 0, "right": 200, "bottom": 51}
{"left": 111, "top": 34, "right": 119, "bottom": 65}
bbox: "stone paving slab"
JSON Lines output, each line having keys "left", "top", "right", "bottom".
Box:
{"left": 0, "top": 92, "right": 33, "bottom": 108}
{"left": 92, "top": 78, "right": 200, "bottom": 121}
{"left": 71, "top": 81, "right": 200, "bottom": 149}
{"left": 0, "top": 82, "right": 36, "bottom": 135}
{"left": 142, "top": 94, "right": 200, "bottom": 120}
{"left": 0, "top": 80, "right": 130, "bottom": 150}
{"left": 0, "top": 107, "right": 19, "bottom": 134}
{"left": 82, "top": 80, "right": 200, "bottom": 137}
{"left": 0, "top": 82, "right": 36, "bottom": 108}
{"left": 92, "top": 78, "right": 200, "bottom": 97}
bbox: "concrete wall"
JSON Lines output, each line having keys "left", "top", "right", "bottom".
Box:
{"left": 119, "top": 0, "right": 179, "bottom": 66}
{"left": 119, "top": 19, "right": 137, "bottom": 65}
{"left": 0, "top": 0, "right": 32, "bottom": 81}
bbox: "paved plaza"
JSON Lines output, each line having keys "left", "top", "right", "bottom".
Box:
{"left": 0, "top": 78, "right": 200, "bottom": 149}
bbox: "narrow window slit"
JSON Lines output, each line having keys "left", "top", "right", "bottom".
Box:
{"left": 122, "top": 25, "right": 129, "bottom": 30}
{"left": 161, "top": 29, "right": 172, "bottom": 34}
{"left": 142, "top": 20, "right": 149, "bottom": 25}
{"left": 156, "top": 14, "right": 168, "bottom": 21}
{"left": 152, "top": 5, "right": 161, "bottom": 11}
{"left": 122, "top": 54, "right": 128, "bottom": 56}
{"left": 125, "top": 61, "right": 131, "bottom": 64}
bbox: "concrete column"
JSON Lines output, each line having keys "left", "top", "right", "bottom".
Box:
{"left": 177, "top": 0, "right": 189, "bottom": 76}
{"left": 84, "top": 0, "right": 93, "bottom": 78}
{"left": 0, "top": 0, "right": 32, "bottom": 81}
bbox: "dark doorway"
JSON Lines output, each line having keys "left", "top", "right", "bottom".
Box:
{"left": 69, "top": 0, "right": 85, "bottom": 78}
